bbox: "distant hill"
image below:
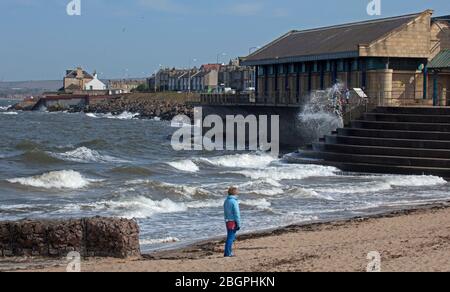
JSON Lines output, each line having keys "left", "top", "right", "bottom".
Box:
{"left": 0, "top": 80, "right": 61, "bottom": 98}
{"left": 0, "top": 80, "right": 61, "bottom": 90}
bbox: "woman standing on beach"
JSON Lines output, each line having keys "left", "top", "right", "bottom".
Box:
{"left": 223, "top": 186, "right": 241, "bottom": 257}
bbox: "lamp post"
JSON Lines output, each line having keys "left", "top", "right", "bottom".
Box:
{"left": 154, "top": 64, "right": 163, "bottom": 93}
{"left": 188, "top": 58, "right": 197, "bottom": 94}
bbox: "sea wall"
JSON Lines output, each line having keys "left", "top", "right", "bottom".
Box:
{"left": 202, "top": 105, "right": 303, "bottom": 148}
{"left": 0, "top": 217, "right": 140, "bottom": 258}
{"left": 86, "top": 94, "right": 195, "bottom": 120}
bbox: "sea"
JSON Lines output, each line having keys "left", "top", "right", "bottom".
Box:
{"left": 1, "top": 98, "right": 449, "bottom": 252}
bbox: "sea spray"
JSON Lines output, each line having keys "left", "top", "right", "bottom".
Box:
{"left": 298, "top": 83, "right": 345, "bottom": 143}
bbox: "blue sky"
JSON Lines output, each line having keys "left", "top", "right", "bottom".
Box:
{"left": 0, "top": 0, "right": 449, "bottom": 81}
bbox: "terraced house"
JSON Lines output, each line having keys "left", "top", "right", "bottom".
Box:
{"left": 242, "top": 10, "right": 450, "bottom": 106}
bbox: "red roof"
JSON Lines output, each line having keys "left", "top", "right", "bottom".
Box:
{"left": 201, "top": 64, "right": 221, "bottom": 72}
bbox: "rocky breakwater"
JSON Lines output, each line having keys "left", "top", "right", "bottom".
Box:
{"left": 0, "top": 217, "right": 140, "bottom": 258}
{"left": 86, "top": 93, "right": 197, "bottom": 120}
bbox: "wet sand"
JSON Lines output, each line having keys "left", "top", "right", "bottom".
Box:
{"left": 3, "top": 202, "right": 450, "bottom": 272}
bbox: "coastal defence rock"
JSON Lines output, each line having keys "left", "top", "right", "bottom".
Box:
{"left": 0, "top": 217, "right": 140, "bottom": 258}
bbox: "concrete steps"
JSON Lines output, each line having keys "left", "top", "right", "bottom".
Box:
{"left": 363, "top": 113, "right": 450, "bottom": 123}
{"left": 351, "top": 120, "right": 450, "bottom": 132}
{"left": 325, "top": 135, "right": 450, "bottom": 149}
{"left": 313, "top": 143, "right": 450, "bottom": 159}
{"left": 296, "top": 106, "right": 450, "bottom": 178}
{"left": 337, "top": 128, "right": 450, "bottom": 140}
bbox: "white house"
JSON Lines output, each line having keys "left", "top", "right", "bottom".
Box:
{"left": 84, "top": 73, "right": 106, "bottom": 90}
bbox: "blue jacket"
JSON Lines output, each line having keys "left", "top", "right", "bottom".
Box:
{"left": 224, "top": 195, "right": 241, "bottom": 228}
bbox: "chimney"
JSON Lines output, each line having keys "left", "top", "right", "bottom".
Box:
{"left": 76, "top": 67, "right": 83, "bottom": 78}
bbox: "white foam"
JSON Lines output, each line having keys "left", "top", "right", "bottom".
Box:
{"left": 234, "top": 164, "right": 338, "bottom": 181}
{"left": 1, "top": 111, "right": 18, "bottom": 115}
{"left": 167, "top": 160, "right": 200, "bottom": 172}
{"left": 310, "top": 175, "right": 446, "bottom": 196}
{"left": 385, "top": 175, "right": 447, "bottom": 187}
{"left": 140, "top": 237, "right": 180, "bottom": 245}
{"left": 248, "top": 188, "right": 285, "bottom": 196}
{"left": 51, "top": 147, "right": 127, "bottom": 163}
{"left": 92, "top": 197, "right": 220, "bottom": 219}
{"left": 125, "top": 179, "right": 210, "bottom": 198}
{"left": 106, "top": 111, "right": 140, "bottom": 120}
{"left": 85, "top": 113, "right": 98, "bottom": 118}
{"left": 199, "top": 153, "right": 277, "bottom": 169}
{"left": 241, "top": 198, "right": 272, "bottom": 210}
{"left": 0, "top": 106, "right": 12, "bottom": 111}
{"left": 7, "top": 170, "right": 94, "bottom": 189}
{"left": 289, "top": 187, "right": 335, "bottom": 201}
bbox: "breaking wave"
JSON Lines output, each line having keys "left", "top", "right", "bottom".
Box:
{"left": 85, "top": 111, "right": 140, "bottom": 120}
{"left": 167, "top": 160, "right": 199, "bottom": 173}
{"left": 314, "top": 175, "right": 447, "bottom": 195}
{"left": 125, "top": 179, "right": 211, "bottom": 199}
{"left": 0, "top": 106, "right": 11, "bottom": 111}
{"left": 1, "top": 111, "right": 18, "bottom": 115}
{"left": 50, "top": 147, "right": 127, "bottom": 163}
{"left": 6, "top": 170, "right": 96, "bottom": 189}
{"left": 62, "top": 196, "right": 272, "bottom": 219}
{"left": 233, "top": 164, "right": 338, "bottom": 181}
{"left": 198, "top": 153, "right": 276, "bottom": 169}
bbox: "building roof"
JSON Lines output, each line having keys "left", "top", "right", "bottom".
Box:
{"left": 65, "top": 69, "right": 94, "bottom": 79}
{"left": 428, "top": 49, "right": 450, "bottom": 69}
{"left": 243, "top": 11, "right": 430, "bottom": 66}
{"left": 433, "top": 15, "right": 450, "bottom": 23}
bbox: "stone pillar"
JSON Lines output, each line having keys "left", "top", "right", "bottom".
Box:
{"left": 378, "top": 69, "right": 393, "bottom": 106}
{"left": 441, "top": 88, "right": 447, "bottom": 106}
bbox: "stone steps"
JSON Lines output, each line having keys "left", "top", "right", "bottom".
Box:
{"left": 363, "top": 113, "right": 450, "bottom": 123}
{"left": 351, "top": 120, "right": 450, "bottom": 132}
{"left": 337, "top": 128, "right": 450, "bottom": 140}
{"left": 313, "top": 143, "right": 450, "bottom": 159}
{"left": 325, "top": 135, "right": 450, "bottom": 149}
{"left": 294, "top": 106, "right": 450, "bottom": 178}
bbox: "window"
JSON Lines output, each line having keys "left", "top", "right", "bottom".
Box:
{"left": 337, "top": 60, "right": 344, "bottom": 72}
{"left": 289, "top": 64, "right": 296, "bottom": 74}
{"left": 268, "top": 65, "right": 274, "bottom": 76}
{"left": 352, "top": 59, "right": 359, "bottom": 71}
{"left": 325, "top": 61, "right": 331, "bottom": 72}
{"left": 278, "top": 64, "right": 285, "bottom": 74}
{"left": 301, "top": 63, "right": 306, "bottom": 73}
{"left": 312, "top": 62, "right": 318, "bottom": 73}
{"left": 258, "top": 67, "right": 265, "bottom": 76}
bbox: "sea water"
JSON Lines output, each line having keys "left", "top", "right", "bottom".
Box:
{"left": 0, "top": 99, "right": 449, "bottom": 252}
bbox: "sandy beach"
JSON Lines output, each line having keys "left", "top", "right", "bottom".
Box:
{"left": 2, "top": 202, "right": 450, "bottom": 272}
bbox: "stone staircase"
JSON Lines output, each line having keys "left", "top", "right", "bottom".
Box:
{"left": 287, "top": 107, "right": 450, "bottom": 179}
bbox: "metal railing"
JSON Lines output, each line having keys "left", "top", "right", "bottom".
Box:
{"left": 200, "top": 91, "right": 309, "bottom": 107}
{"left": 200, "top": 89, "right": 449, "bottom": 110}
{"left": 366, "top": 90, "right": 449, "bottom": 107}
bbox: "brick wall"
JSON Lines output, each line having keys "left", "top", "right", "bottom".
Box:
{"left": 360, "top": 12, "right": 432, "bottom": 58}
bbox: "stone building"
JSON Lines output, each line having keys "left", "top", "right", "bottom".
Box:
{"left": 107, "top": 79, "right": 145, "bottom": 93}
{"left": 242, "top": 10, "right": 450, "bottom": 106}
{"left": 63, "top": 67, "right": 94, "bottom": 91}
